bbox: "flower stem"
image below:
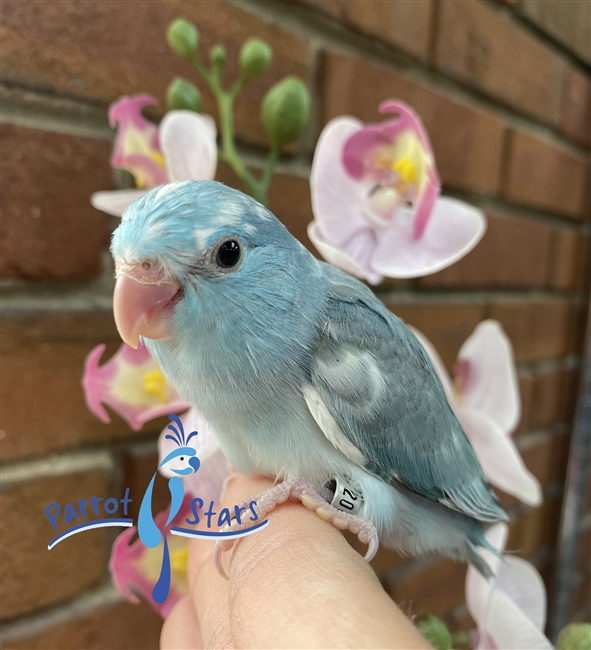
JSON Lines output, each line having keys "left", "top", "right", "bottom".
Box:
{"left": 188, "top": 53, "right": 275, "bottom": 206}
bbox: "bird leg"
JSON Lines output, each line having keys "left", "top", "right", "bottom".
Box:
{"left": 213, "top": 477, "right": 379, "bottom": 579}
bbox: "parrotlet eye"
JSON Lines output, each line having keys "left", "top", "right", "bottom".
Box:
{"left": 216, "top": 240, "right": 241, "bottom": 268}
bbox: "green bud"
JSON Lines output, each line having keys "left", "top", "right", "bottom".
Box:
{"left": 557, "top": 623, "right": 591, "bottom": 650}
{"left": 166, "top": 77, "right": 202, "bottom": 112}
{"left": 415, "top": 615, "right": 452, "bottom": 650}
{"left": 239, "top": 38, "right": 272, "bottom": 78}
{"left": 210, "top": 44, "right": 227, "bottom": 67}
{"left": 261, "top": 76, "right": 310, "bottom": 148}
{"left": 167, "top": 18, "right": 199, "bottom": 59}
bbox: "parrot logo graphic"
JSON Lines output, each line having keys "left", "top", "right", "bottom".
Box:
{"left": 138, "top": 414, "right": 201, "bottom": 605}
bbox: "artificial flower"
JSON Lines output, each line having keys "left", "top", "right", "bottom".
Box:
{"left": 82, "top": 341, "right": 189, "bottom": 431}
{"left": 466, "top": 523, "right": 553, "bottom": 649}
{"left": 111, "top": 409, "right": 230, "bottom": 617}
{"left": 110, "top": 498, "right": 192, "bottom": 618}
{"left": 309, "top": 100, "right": 486, "bottom": 283}
{"left": 91, "top": 94, "right": 217, "bottom": 216}
{"left": 413, "top": 321, "right": 542, "bottom": 507}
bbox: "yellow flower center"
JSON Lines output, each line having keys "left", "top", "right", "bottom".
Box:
{"left": 392, "top": 157, "right": 417, "bottom": 186}
{"left": 143, "top": 368, "right": 168, "bottom": 402}
{"left": 453, "top": 376, "right": 465, "bottom": 406}
{"left": 170, "top": 546, "right": 189, "bottom": 576}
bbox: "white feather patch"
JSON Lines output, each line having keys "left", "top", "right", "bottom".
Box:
{"left": 302, "top": 384, "right": 366, "bottom": 466}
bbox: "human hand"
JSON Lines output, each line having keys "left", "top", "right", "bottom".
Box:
{"left": 161, "top": 473, "right": 431, "bottom": 649}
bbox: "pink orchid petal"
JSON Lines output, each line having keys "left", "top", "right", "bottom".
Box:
{"left": 408, "top": 327, "right": 456, "bottom": 404}
{"left": 458, "top": 321, "right": 521, "bottom": 435}
{"left": 82, "top": 342, "right": 190, "bottom": 431}
{"left": 307, "top": 221, "right": 382, "bottom": 285}
{"left": 369, "top": 196, "right": 486, "bottom": 279}
{"left": 121, "top": 154, "right": 168, "bottom": 189}
{"left": 466, "top": 523, "right": 508, "bottom": 626}
{"left": 485, "top": 588, "right": 553, "bottom": 650}
{"left": 109, "top": 94, "right": 167, "bottom": 188}
{"left": 342, "top": 126, "right": 391, "bottom": 179}
{"left": 412, "top": 166, "right": 440, "bottom": 240}
{"left": 90, "top": 189, "right": 148, "bottom": 217}
{"left": 379, "top": 100, "right": 432, "bottom": 152}
{"left": 457, "top": 408, "right": 542, "bottom": 506}
{"left": 110, "top": 505, "right": 190, "bottom": 618}
{"left": 158, "top": 408, "right": 230, "bottom": 504}
{"left": 160, "top": 111, "right": 218, "bottom": 182}
{"left": 311, "top": 117, "right": 370, "bottom": 246}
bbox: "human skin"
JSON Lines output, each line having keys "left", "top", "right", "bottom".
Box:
{"left": 161, "top": 474, "right": 431, "bottom": 649}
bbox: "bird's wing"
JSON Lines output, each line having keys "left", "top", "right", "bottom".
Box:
{"left": 303, "top": 267, "right": 505, "bottom": 522}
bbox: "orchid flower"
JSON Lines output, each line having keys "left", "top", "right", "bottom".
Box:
{"left": 110, "top": 408, "right": 230, "bottom": 618}
{"left": 412, "top": 321, "right": 542, "bottom": 507}
{"left": 83, "top": 341, "right": 189, "bottom": 431}
{"left": 466, "top": 523, "right": 553, "bottom": 649}
{"left": 91, "top": 94, "right": 217, "bottom": 216}
{"left": 309, "top": 101, "right": 486, "bottom": 283}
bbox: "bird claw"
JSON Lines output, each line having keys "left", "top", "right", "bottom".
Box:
{"left": 212, "top": 477, "right": 379, "bottom": 577}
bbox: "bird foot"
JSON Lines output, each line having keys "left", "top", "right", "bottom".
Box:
{"left": 213, "top": 477, "right": 379, "bottom": 579}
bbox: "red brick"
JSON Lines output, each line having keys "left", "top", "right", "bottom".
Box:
{"left": 504, "top": 130, "right": 590, "bottom": 219}
{"left": 319, "top": 51, "right": 505, "bottom": 195}
{"left": 0, "top": 1, "right": 310, "bottom": 149}
{"left": 299, "top": 0, "right": 434, "bottom": 60}
{"left": 416, "top": 211, "right": 553, "bottom": 289}
{"left": 1, "top": 470, "right": 109, "bottom": 619}
{"left": 521, "top": 0, "right": 591, "bottom": 65}
{"left": 123, "top": 447, "right": 168, "bottom": 522}
{"left": 560, "top": 67, "right": 591, "bottom": 148}
{"left": 6, "top": 600, "right": 162, "bottom": 649}
{"left": 489, "top": 298, "right": 587, "bottom": 364}
{"left": 1, "top": 311, "right": 168, "bottom": 462}
{"left": 435, "top": 0, "right": 565, "bottom": 125}
{"left": 515, "top": 372, "right": 534, "bottom": 435}
{"left": 0, "top": 123, "right": 112, "bottom": 279}
{"left": 386, "top": 559, "right": 467, "bottom": 618}
{"left": 520, "top": 432, "right": 571, "bottom": 487}
{"left": 386, "top": 302, "right": 486, "bottom": 370}
{"left": 528, "top": 368, "right": 580, "bottom": 429}
{"left": 507, "top": 495, "right": 562, "bottom": 557}
{"left": 549, "top": 228, "right": 591, "bottom": 291}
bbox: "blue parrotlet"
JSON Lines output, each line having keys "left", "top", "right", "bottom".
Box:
{"left": 111, "top": 180, "right": 506, "bottom": 578}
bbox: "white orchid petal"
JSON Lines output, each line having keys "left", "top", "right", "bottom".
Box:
{"left": 458, "top": 321, "right": 521, "bottom": 434}
{"left": 307, "top": 221, "right": 383, "bottom": 285}
{"left": 310, "top": 117, "right": 369, "bottom": 246}
{"left": 370, "top": 197, "right": 487, "bottom": 278}
{"left": 466, "top": 523, "right": 508, "bottom": 625}
{"left": 90, "top": 189, "right": 148, "bottom": 216}
{"left": 458, "top": 409, "right": 542, "bottom": 506}
{"left": 495, "top": 556, "right": 547, "bottom": 631}
{"left": 486, "top": 588, "right": 553, "bottom": 650}
{"left": 160, "top": 111, "right": 217, "bottom": 182}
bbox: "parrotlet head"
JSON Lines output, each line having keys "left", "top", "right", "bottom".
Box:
{"left": 110, "top": 180, "right": 316, "bottom": 351}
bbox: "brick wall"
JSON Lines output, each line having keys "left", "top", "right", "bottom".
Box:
{"left": 2, "top": 1, "right": 589, "bottom": 647}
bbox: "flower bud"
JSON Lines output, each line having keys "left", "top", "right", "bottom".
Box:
{"left": 557, "top": 623, "right": 591, "bottom": 650}
{"left": 210, "top": 45, "right": 226, "bottom": 67}
{"left": 261, "top": 76, "right": 310, "bottom": 148}
{"left": 239, "top": 38, "right": 272, "bottom": 78}
{"left": 166, "top": 78, "right": 202, "bottom": 112}
{"left": 166, "top": 19, "right": 199, "bottom": 59}
{"left": 415, "top": 615, "right": 452, "bottom": 650}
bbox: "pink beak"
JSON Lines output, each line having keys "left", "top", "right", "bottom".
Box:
{"left": 113, "top": 272, "right": 181, "bottom": 348}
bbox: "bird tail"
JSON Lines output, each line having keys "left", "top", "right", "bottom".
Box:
{"left": 466, "top": 527, "right": 505, "bottom": 579}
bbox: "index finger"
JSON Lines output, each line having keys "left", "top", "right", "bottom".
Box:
{"left": 189, "top": 474, "right": 430, "bottom": 649}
